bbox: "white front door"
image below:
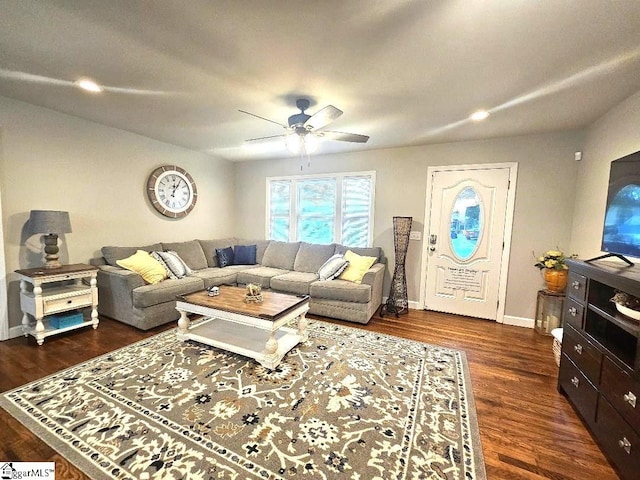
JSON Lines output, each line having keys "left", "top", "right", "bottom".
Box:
{"left": 421, "top": 164, "right": 516, "bottom": 321}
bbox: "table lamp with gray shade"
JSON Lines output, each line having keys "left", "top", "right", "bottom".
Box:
{"left": 29, "top": 210, "right": 72, "bottom": 269}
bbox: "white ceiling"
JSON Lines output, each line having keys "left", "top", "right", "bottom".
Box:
{"left": 1, "top": 0, "right": 640, "bottom": 161}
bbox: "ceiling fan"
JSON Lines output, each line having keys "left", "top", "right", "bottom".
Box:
{"left": 239, "top": 98, "right": 369, "bottom": 154}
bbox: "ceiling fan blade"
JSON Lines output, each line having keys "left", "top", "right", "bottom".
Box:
{"left": 304, "top": 105, "right": 343, "bottom": 130}
{"left": 321, "top": 130, "right": 369, "bottom": 143}
{"left": 244, "top": 134, "right": 286, "bottom": 142}
{"left": 239, "top": 109, "right": 287, "bottom": 128}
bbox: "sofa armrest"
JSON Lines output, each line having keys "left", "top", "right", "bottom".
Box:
{"left": 98, "top": 265, "right": 146, "bottom": 287}
{"left": 96, "top": 266, "right": 146, "bottom": 320}
{"left": 90, "top": 256, "right": 107, "bottom": 267}
{"left": 361, "top": 262, "right": 386, "bottom": 308}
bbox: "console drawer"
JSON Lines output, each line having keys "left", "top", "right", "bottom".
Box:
{"left": 563, "top": 324, "right": 602, "bottom": 385}
{"left": 601, "top": 356, "right": 640, "bottom": 435}
{"left": 559, "top": 353, "right": 598, "bottom": 425}
{"left": 568, "top": 271, "right": 587, "bottom": 302}
{"left": 595, "top": 396, "right": 640, "bottom": 480}
{"left": 564, "top": 298, "right": 584, "bottom": 330}
{"left": 43, "top": 290, "right": 93, "bottom": 315}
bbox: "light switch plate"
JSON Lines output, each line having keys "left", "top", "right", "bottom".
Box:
{"left": 409, "top": 231, "right": 422, "bottom": 241}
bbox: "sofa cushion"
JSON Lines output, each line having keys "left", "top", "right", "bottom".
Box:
{"left": 190, "top": 267, "right": 244, "bottom": 289}
{"left": 335, "top": 244, "right": 381, "bottom": 263}
{"left": 234, "top": 244, "right": 257, "bottom": 265}
{"left": 116, "top": 250, "right": 167, "bottom": 284}
{"left": 215, "top": 246, "right": 234, "bottom": 268}
{"left": 237, "top": 266, "right": 290, "bottom": 289}
{"left": 161, "top": 240, "right": 208, "bottom": 270}
{"left": 132, "top": 276, "right": 203, "bottom": 308}
{"left": 198, "top": 238, "right": 237, "bottom": 267}
{"left": 293, "top": 242, "right": 335, "bottom": 273}
{"left": 102, "top": 243, "right": 163, "bottom": 267}
{"left": 339, "top": 250, "right": 377, "bottom": 284}
{"left": 310, "top": 279, "right": 372, "bottom": 303}
{"left": 270, "top": 271, "right": 318, "bottom": 295}
{"left": 317, "top": 254, "right": 350, "bottom": 281}
{"left": 261, "top": 241, "right": 300, "bottom": 270}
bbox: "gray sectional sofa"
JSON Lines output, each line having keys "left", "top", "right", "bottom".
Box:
{"left": 90, "top": 238, "right": 386, "bottom": 330}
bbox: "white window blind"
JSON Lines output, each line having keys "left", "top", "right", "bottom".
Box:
{"left": 266, "top": 172, "right": 375, "bottom": 246}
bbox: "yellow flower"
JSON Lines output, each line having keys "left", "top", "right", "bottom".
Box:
{"left": 534, "top": 248, "right": 577, "bottom": 270}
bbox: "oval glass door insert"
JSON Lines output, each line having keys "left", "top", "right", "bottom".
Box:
{"left": 450, "top": 187, "right": 482, "bottom": 260}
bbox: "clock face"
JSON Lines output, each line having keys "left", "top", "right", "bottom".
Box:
{"left": 147, "top": 166, "right": 197, "bottom": 218}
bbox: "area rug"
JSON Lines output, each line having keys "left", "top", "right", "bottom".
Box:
{"left": 1, "top": 320, "right": 486, "bottom": 479}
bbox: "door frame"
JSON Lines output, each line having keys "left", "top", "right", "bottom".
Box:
{"left": 0, "top": 166, "right": 7, "bottom": 341}
{"left": 419, "top": 162, "right": 518, "bottom": 323}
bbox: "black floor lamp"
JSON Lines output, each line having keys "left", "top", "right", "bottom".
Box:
{"left": 380, "top": 216, "right": 412, "bottom": 317}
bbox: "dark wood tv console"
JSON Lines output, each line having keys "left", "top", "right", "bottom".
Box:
{"left": 559, "top": 259, "right": 640, "bottom": 479}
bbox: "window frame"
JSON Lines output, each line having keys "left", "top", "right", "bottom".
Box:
{"left": 265, "top": 171, "right": 376, "bottom": 246}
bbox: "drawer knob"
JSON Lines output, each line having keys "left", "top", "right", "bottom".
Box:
{"left": 623, "top": 392, "right": 637, "bottom": 408}
{"left": 618, "top": 437, "right": 632, "bottom": 455}
{"left": 568, "top": 307, "right": 577, "bottom": 317}
{"left": 574, "top": 344, "right": 583, "bottom": 355}
{"left": 572, "top": 281, "right": 580, "bottom": 290}
{"left": 571, "top": 376, "right": 579, "bottom": 388}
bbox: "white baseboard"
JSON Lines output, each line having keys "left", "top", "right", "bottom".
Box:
{"left": 8, "top": 325, "right": 24, "bottom": 340}
{"left": 380, "top": 298, "right": 421, "bottom": 311}
{"left": 502, "top": 315, "right": 534, "bottom": 329}
{"left": 388, "top": 298, "right": 534, "bottom": 329}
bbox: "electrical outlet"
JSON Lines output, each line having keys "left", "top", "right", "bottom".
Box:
{"left": 409, "top": 231, "right": 422, "bottom": 241}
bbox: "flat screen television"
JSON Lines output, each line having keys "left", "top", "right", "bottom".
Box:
{"left": 589, "top": 150, "right": 640, "bottom": 266}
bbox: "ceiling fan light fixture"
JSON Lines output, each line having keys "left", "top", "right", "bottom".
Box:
{"left": 303, "top": 133, "right": 319, "bottom": 153}
{"left": 470, "top": 110, "right": 490, "bottom": 121}
{"left": 75, "top": 77, "right": 103, "bottom": 93}
{"left": 285, "top": 132, "right": 302, "bottom": 154}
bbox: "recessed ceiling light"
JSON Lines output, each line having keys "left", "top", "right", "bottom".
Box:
{"left": 470, "top": 110, "right": 490, "bottom": 121}
{"left": 75, "top": 78, "right": 103, "bottom": 93}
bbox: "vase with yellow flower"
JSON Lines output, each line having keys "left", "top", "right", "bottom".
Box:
{"left": 534, "top": 249, "right": 577, "bottom": 292}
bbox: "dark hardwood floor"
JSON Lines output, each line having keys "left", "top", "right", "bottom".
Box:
{"left": 0, "top": 310, "right": 620, "bottom": 480}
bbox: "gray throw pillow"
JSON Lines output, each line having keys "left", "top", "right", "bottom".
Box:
{"left": 155, "top": 251, "right": 192, "bottom": 278}
{"left": 317, "top": 254, "right": 350, "bottom": 281}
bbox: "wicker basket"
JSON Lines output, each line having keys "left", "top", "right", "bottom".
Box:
{"left": 551, "top": 328, "right": 563, "bottom": 367}
{"left": 244, "top": 293, "right": 263, "bottom": 304}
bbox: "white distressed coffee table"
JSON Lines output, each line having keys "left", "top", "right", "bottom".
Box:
{"left": 176, "top": 286, "right": 309, "bottom": 369}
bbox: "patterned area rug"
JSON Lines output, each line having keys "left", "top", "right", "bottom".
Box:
{"left": 1, "top": 321, "right": 485, "bottom": 479}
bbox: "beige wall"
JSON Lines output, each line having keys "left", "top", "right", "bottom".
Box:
{"left": 235, "top": 131, "right": 584, "bottom": 320}
{"left": 0, "top": 96, "right": 235, "bottom": 330}
{"left": 9, "top": 89, "right": 632, "bottom": 330}
{"left": 571, "top": 90, "right": 640, "bottom": 258}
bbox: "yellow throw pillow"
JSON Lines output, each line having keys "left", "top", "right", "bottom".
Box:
{"left": 117, "top": 250, "right": 167, "bottom": 284}
{"left": 338, "top": 250, "right": 377, "bottom": 284}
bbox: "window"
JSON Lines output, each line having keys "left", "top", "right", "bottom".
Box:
{"left": 266, "top": 172, "right": 375, "bottom": 246}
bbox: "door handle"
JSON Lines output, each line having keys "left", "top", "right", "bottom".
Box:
{"left": 429, "top": 234, "right": 437, "bottom": 252}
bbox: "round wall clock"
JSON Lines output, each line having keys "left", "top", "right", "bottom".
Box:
{"left": 146, "top": 165, "right": 197, "bottom": 218}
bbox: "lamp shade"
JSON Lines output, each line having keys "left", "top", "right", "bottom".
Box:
{"left": 29, "top": 210, "right": 72, "bottom": 234}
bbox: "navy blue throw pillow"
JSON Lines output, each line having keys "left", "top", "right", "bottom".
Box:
{"left": 234, "top": 244, "right": 257, "bottom": 265}
{"left": 215, "top": 247, "right": 234, "bottom": 268}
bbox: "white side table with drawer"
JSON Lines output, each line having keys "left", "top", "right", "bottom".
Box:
{"left": 15, "top": 264, "right": 99, "bottom": 345}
